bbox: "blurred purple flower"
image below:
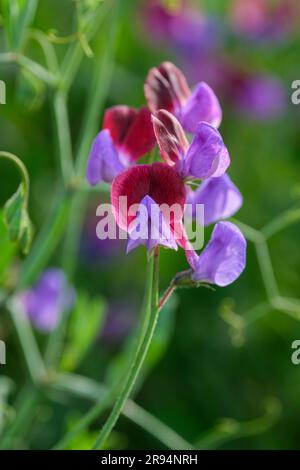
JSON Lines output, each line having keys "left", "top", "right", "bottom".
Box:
{"left": 19, "top": 269, "right": 75, "bottom": 333}
{"left": 230, "top": 0, "right": 300, "bottom": 43}
{"left": 143, "top": 0, "right": 220, "bottom": 54}
{"left": 187, "top": 173, "right": 243, "bottom": 226}
{"left": 183, "top": 55, "right": 286, "bottom": 121}
{"left": 234, "top": 74, "right": 286, "bottom": 120}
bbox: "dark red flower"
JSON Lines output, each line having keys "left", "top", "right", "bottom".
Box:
{"left": 111, "top": 162, "right": 186, "bottom": 233}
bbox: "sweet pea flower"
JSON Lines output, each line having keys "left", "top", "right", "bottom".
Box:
{"left": 173, "top": 52, "right": 286, "bottom": 122}
{"left": 152, "top": 109, "right": 230, "bottom": 180}
{"left": 233, "top": 74, "right": 286, "bottom": 121}
{"left": 19, "top": 269, "right": 75, "bottom": 333}
{"left": 145, "top": 61, "right": 222, "bottom": 133}
{"left": 111, "top": 162, "right": 186, "bottom": 253}
{"left": 230, "top": 0, "right": 300, "bottom": 43}
{"left": 187, "top": 173, "right": 243, "bottom": 226}
{"left": 186, "top": 221, "right": 246, "bottom": 286}
{"left": 143, "top": 0, "right": 220, "bottom": 55}
{"left": 86, "top": 105, "right": 156, "bottom": 185}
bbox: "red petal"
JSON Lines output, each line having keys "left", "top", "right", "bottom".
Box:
{"left": 103, "top": 106, "right": 155, "bottom": 162}
{"left": 122, "top": 107, "right": 156, "bottom": 162}
{"left": 111, "top": 163, "right": 186, "bottom": 231}
{"left": 152, "top": 109, "right": 189, "bottom": 165}
{"left": 103, "top": 106, "right": 137, "bottom": 148}
{"left": 145, "top": 61, "right": 190, "bottom": 114}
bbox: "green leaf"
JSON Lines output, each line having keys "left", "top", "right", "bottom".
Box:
{"left": 61, "top": 294, "right": 106, "bottom": 372}
{"left": 0, "top": 211, "right": 16, "bottom": 284}
{"left": 3, "top": 183, "right": 33, "bottom": 255}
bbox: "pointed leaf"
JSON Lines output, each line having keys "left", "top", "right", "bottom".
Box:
{"left": 3, "top": 183, "right": 33, "bottom": 255}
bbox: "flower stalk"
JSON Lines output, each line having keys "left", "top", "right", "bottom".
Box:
{"left": 92, "top": 248, "right": 160, "bottom": 450}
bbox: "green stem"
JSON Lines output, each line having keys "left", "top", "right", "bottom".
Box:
{"left": 17, "top": 53, "right": 58, "bottom": 87}
{"left": 27, "top": 29, "right": 59, "bottom": 75}
{"left": 52, "top": 250, "right": 158, "bottom": 450}
{"left": 59, "top": 1, "right": 112, "bottom": 93}
{"left": 0, "top": 386, "right": 40, "bottom": 450}
{"left": 0, "top": 152, "right": 30, "bottom": 203}
{"left": 255, "top": 241, "right": 279, "bottom": 301}
{"left": 52, "top": 373, "right": 193, "bottom": 450}
{"left": 75, "top": 2, "right": 119, "bottom": 177}
{"left": 53, "top": 91, "right": 74, "bottom": 185}
{"left": 262, "top": 207, "right": 300, "bottom": 239}
{"left": 6, "top": 299, "right": 47, "bottom": 386}
{"left": 92, "top": 249, "right": 160, "bottom": 450}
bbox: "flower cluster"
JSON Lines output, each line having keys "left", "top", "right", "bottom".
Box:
{"left": 86, "top": 62, "right": 246, "bottom": 287}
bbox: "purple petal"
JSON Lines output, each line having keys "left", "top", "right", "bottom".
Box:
{"left": 188, "top": 174, "right": 243, "bottom": 225}
{"left": 180, "top": 82, "right": 222, "bottom": 133}
{"left": 182, "top": 122, "right": 230, "bottom": 180}
{"left": 235, "top": 75, "right": 286, "bottom": 120}
{"left": 191, "top": 221, "right": 246, "bottom": 286}
{"left": 86, "top": 130, "right": 125, "bottom": 185}
{"left": 20, "top": 268, "right": 75, "bottom": 333}
{"left": 127, "top": 195, "right": 177, "bottom": 253}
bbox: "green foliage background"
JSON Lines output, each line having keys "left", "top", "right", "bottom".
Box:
{"left": 1, "top": 0, "right": 300, "bottom": 450}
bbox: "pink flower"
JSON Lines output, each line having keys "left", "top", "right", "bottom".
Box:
{"left": 86, "top": 106, "right": 156, "bottom": 185}
{"left": 145, "top": 61, "right": 222, "bottom": 133}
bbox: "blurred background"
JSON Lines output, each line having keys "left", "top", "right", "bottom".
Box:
{"left": 1, "top": 0, "right": 300, "bottom": 450}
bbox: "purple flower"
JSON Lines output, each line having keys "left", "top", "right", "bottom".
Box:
{"left": 187, "top": 221, "right": 246, "bottom": 286}
{"left": 111, "top": 163, "right": 186, "bottom": 254}
{"left": 19, "top": 269, "right": 75, "bottom": 332}
{"left": 143, "top": 1, "right": 220, "bottom": 54}
{"left": 127, "top": 195, "right": 177, "bottom": 254}
{"left": 152, "top": 109, "right": 230, "bottom": 180}
{"left": 86, "top": 130, "right": 125, "bottom": 184}
{"left": 86, "top": 106, "right": 156, "bottom": 185}
{"left": 187, "top": 174, "right": 243, "bottom": 225}
{"left": 234, "top": 75, "right": 286, "bottom": 120}
{"left": 230, "top": 0, "right": 300, "bottom": 43}
{"left": 145, "top": 62, "right": 222, "bottom": 134}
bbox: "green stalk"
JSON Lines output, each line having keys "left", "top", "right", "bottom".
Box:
{"left": 53, "top": 91, "right": 74, "bottom": 185}
{"left": 0, "top": 386, "right": 40, "bottom": 450}
{"left": 75, "top": 2, "right": 120, "bottom": 177}
{"left": 7, "top": 299, "right": 47, "bottom": 385}
{"left": 0, "top": 152, "right": 30, "bottom": 200}
{"left": 92, "top": 249, "right": 160, "bottom": 450}
{"left": 52, "top": 252, "right": 157, "bottom": 450}
{"left": 52, "top": 373, "right": 193, "bottom": 450}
